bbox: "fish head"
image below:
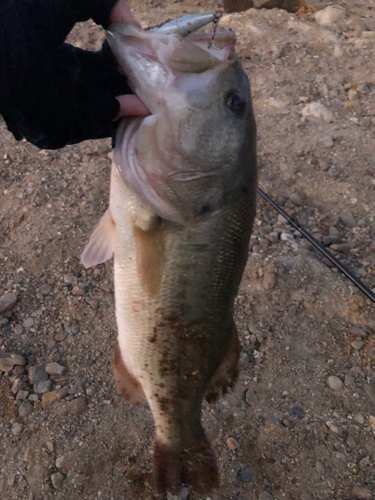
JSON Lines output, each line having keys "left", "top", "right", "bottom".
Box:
{"left": 107, "top": 25, "right": 256, "bottom": 224}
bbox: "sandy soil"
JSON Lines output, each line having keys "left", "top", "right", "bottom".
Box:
{"left": 0, "top": 1, "right": 374, "bottom": 499}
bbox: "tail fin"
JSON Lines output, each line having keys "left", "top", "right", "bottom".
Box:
{"left": 152, "top": 427, "right": 219, "bottom": 495}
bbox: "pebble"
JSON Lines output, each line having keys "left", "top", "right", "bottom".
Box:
{"left": 39, "top": 284, "right": 52, "bottom": 295}
{"left": 345, "top": 374, "right": 354, "bottom": 386}
{"left": 86, "top": 298, "right": 99, "bottom": 310}
{"left": 0, "top": 353, "right": 26, "bottom": 372}
{"left": 34, "top": 379, "right": 53, "bottom": 394}
{"left": 237, "top": 467, "right": 253, "bottom": 483}
{"left": 226, "top": 437, "right": 240, "bottom": 450}
{"left": 349, "top": 326, "right": 368, "bottom": 337}
{"left": 348, "top": 89, "right": 358, "bottom": 101}
{"left": 29, "top": 394, "right": 39, "bottom": 403}
{"left": 259, "top": 492, "right": 274, "bottom": 500}
{"left": 72, "top": 286, "right": 85, "bottom": 296}
{"left": 314, "top": 5, "right": 346, "bottom": 25}
{"left": 351, "top": 339, "right": 364, "bottom": 351}
{"left": 14, "top": 365, "right": 26, "bottom": 377}
{"left": 86, "top": 386, "right": 95, "bottom": 396}
{"left": 328, "top": 375, "right": 343, "bottom": 390}
{"left": 11, "top": 378, "right": 24, "bottom": 394}
{"left": 263, "top": 269, "right": 277, "bottom": 291}
{"left": 16, "top": 390, "right": 29, "bottom": 401}
{"left": 347, "top": 434, "right": 356, "bottom": 448}
{"left": 301, "top": 102, "right": 333, "bottom": 122}
{"left": 0, "top": 293, "right": 17, "bottom": 315}
{"left": 63, "top": 273, "right": 78, "bottom": 285}
{"left": 70, "top": 397, "right": 88, "bottom": 415}
{"left": 22, "top": 318, "right": 34, "bottom": 328}
{"left": 28, "top": 364, "right": 48, "bottom": 384}
{"left": 326, "top": 421, "right": 339, "bottom": 433}
{"left": 354, "top": 413, "right": 364, "bottom": 425}
{"left": 359, "top": 456, "right": 370, "bottom": 469}
{"left": 369, "top": 415, "right": 375, "bottom": 430}
{"left": 18, "top": 401, "right": 33, "bottom": 418}
{"left": 316, "top": 461, "right": 325, "bottom": 475}
{"left": 55, "top": 331, "right": 68, "bottom": 342}
{"left": 14, "top": 324, "right": 23, "bottom": 335}
{"left": 7, "top": 473, "right": 16, "bottom": 487}
{"left": 55, "top": 456, "right": 65, "bottom": 469}
{"left": 11, "top": 422, "right": 23, "bottom": 436}
{"left": 45, "top": 362, "right": 66, "bottom": 377}
{"left": 42, "top": 387, "right": 69, "bottom": 408}
{"left": 290, "top": 406, "right": 304, "bottom": 419}
{"left": 50, "top": 472, "right": 64, "bottom": 490}
{"left": 351, "top": 484, "right": 372, "bottom": 500}
{"left": 339, "top": 210, "right": 356, "bottom": 228}
{"left": 245, "top": 389, "right": 258, "bottom": 406}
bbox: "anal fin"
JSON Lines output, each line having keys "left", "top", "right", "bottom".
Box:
{"left": 113, "top": 341, "right": 145, "bottom": 405}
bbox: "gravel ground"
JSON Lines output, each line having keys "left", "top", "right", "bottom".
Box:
{"left": 0, "top": 1, "right": 374, "bottom": 499}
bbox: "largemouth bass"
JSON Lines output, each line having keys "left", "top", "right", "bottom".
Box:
{"left": 81, "top": 17, "right": 257, "bottom": 495}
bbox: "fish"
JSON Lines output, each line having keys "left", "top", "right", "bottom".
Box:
{"left": 81, "top": 14, "right": 257, "bottom": 495}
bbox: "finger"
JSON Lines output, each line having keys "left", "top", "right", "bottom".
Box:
{"left": 110, "top": 0, "right": 141, "bottom": 27}
{"left": 115, "top": 95, "right": 150, "bottom": 118}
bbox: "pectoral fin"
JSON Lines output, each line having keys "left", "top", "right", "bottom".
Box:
{"left": 81, "top": 209, "right": 115, "bottom": 268}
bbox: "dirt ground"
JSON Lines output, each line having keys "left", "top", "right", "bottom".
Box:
{"left": 1, "top": 1, "right": 375, "bottom": 499}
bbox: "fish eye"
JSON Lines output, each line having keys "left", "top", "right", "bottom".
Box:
{"left": 226, "top": 92, "right": 246, "bottom": 114}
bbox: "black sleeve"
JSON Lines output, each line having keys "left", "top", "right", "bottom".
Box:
{"left": 0, "top": 0, "right": 131, "bottom": 149}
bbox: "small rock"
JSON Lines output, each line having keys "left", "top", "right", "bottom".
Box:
{"left": 18, "top": 401, "right": 33, "bottom": 418}
{"left": 70, "top": 397, "right": 87, "bottom": 416}
{"left": 55, "top": 456, "right": 65, "bottom": 469}
{"left": 326, "top": 421, "right": 339, "bottom": 433}
{"left": 0, "top": 317, "right": 9, "bottom": 326}
{"left": 301, "top": 102, "right": 333, "bottom": 122}
{"left": 263, "top": 269, "right": 277, "bottom": 291}
{"left": 369, "top": 415, "right": 375, "bottom": 430}
{"left": 45, "top": 362, "right": 66, "bottom": 377}
{"left": 351, "top": 339, "right": 364, "bottom": 351}
{"left": 0, "top": 293, "right": 17, "bottom": 315}
{"left": 259, "top": 492, "right": 274, "bottom": 500}
{"left": 39, "top": 284, "right": 52, "bottom": 295}
{"left": 46, "top": 441, "right": 54, "bottom": 453}
{"left": 316, "top": 461, "right": 325, "bottom": 475}
{"left": 339, "top": 210, "right": 356, "bottom": 228}
{"left": 50, "top": 472, "right": 64, "bottom": 490}
{"left": 347, "top": 434, "right": 356, "bottom": 448}
{"left": 348, "top": 89, "right": 358, "bottom": 101}
{"left": 72, "top": 286, "right": 84, "bottom": 296}
{"left": 11, "top": 378, "right": 24, "bottom": 394}
{"left": 63, "top": 273, "right": 77, "bottom": 285}
{"left": 359, "top": 456, "right": 370, "bottom": 469}
{"left": 349, "top": 326, "right": 368, "bottom": 337}
{"left": 245, "top": 389, "right": 258, "bottom": 406}
{"left": 14, "top": 324, "right": 23, "bottom": 334}
{"left": 29, "top": 394, "right": 39, "bottom": 402}
{"left": 11, "top": 422, "right": 23, "bottom": 436}
{"left": 328, "top": 375, "right": 343, "bottom": 390}
{"left": 34, "top": 379, "right": 53, "bottom": 394}
{"left": 0, "top": 353, "right": 26, "bottom": 372}
{"left": 85, "top": 298, "right": 99, "bottom": 310}
{"left": 345, "top": 374, "right": 354, "bottom": 386}
{"left": 237, "top": 467, "right": 253, "bottom": 483}
{"left": 14, "top": 365, "right": 26, "bottom": 378}
{"left": 28, "top": 364, "right": 48, "bottom": 384}
{"left": 226, "top": 437, "right": 240, "bottom": 450}
{"left": 290, "top": 406, "right": 304, "bottom": 419}
{"left": 351, "top": 484, "right": 372, "bottom": 500}
{"left": 86, "top": 386, "right": 95, "bottom": 396}
{"left": 55, "top": 331, "right": 67, "bottom": 342}
{"left": 16, "top": 390, "right": 29, "bottom": 401}
{"left": 22, "top": 318, "right": 34, "bottom": 328}
{"left": 354, "top": 413, "right": 364, "bottom": 425}
{"left": 314, "top": 5, "right": 346, "bottom": 26}
{"left": 7, "top": 473, "right": 16, "bottom": 487}
{"left": 42, "top": 387, "right": 69, "bottom": 407}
